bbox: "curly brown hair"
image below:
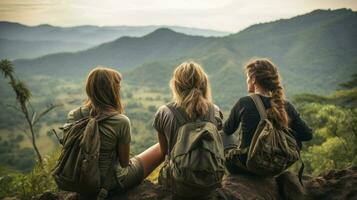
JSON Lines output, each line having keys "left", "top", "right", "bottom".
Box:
{"left": 245, "top": 58, "right": 288, "bottom": 129}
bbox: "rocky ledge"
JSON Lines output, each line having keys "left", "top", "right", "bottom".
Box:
{"left": 36, "top": 167, "right": 357, "bottom": 200}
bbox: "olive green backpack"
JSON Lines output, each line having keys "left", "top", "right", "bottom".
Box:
{"left": 246, "top": 94, "right": 301, "bottom": 176}
{"left": 159, "top": 103, "right": 225, "bottom": 199}
{"left": 52, "top": 108, "right": 116, "bottom": 200}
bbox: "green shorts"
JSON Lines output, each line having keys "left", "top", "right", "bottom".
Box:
{"left": 115, "top": 157, "right": 144, "bottom": 190}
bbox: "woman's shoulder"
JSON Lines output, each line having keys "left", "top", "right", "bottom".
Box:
{"left": 106, "top": 113, "right": 131, "bottom": 125}
{"left": 212, "top": 103, "right": 223, "bottom": 117}
{"left": 238, "top": 95, "right": 254, "bottom": 103}
{"left": 102, "top": 114, "right": 131, "bottom": 139}
{"left": 156, "top": 102, "right": 221, "bottom": 119}
{"left": 284, "top": 100, "right": 299, "bottom": 116}
{"left": 213, "top": 104, "right": 220, "bottom": 112}
{"left": 67, "top": 106, "right": 90, "bottom": 122}
{"left": 284, "top": 99, "right": 294, "bottom": 107}
{"left": 157, "top": 103, "right": 175, "bottom": 115}
{"left": 67, "top": 106, "right": 130, "bottom": 124}
{"left": 158, "top": 104, "right": 172, "bottom": 112}
{"left": 232, "top": 95, "right": 255, "bottom": 108}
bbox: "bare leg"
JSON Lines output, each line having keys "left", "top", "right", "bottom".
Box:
{"left": 136, "top": 143, "right": 165, "bottom": 178}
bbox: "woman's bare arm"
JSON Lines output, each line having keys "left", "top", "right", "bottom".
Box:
{"left": 136, "top": 142, "right": 164, "bottom": 178}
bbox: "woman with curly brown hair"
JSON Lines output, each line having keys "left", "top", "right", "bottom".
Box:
{"left": 223, "top": 58, "right": 313, "bottom": 174}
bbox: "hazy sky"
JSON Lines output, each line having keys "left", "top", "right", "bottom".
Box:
{"left": 0, "top": 0, "right": 356, "bottom": 32}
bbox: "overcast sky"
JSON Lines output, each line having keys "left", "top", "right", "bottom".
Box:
{"left": 0, "top": 0, "right": 356, "bottom": 32}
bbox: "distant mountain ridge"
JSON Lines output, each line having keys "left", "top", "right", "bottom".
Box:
{"left": 10, "top": 8, "right": 357, "bottom": 108}
{"left": 0, "top": 38, "right": 92, "bottom": 60}
{"left": 13, "top": 28, "right": 211, "bottom": 76}
{"left": 0, "top": 21, "right": 228, "bottom": 44}
{"left": 0, "top": 22, "right": 228, "bottom": 59}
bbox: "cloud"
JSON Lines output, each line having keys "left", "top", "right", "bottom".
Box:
{"left": 0, "top": 0, "right": 356, "bottom": 31}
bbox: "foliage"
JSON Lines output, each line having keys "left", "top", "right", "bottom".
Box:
{"left": 339, "top": 73, "right": 357, "bottom": 89}
{"left": 0, "top": 136, "right": 36, "bottom": 172}
{"left": 293, "top": 75, "right": 357, "bottom": 175}
{"left": 0, "top": 59, "right": 61, "bottom": 166}
{"left": 0, "top": 151, "right": 59, "bottom": 199}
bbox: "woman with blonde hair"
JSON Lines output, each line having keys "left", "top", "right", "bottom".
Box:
{"left": 64, "top": 66, "right": 163, "bottom": 198}
{"left": 153, "top": 61, "right": 224, "bottom": 199}
{"left": 223, "top": 58, "right": 312, "bottom": 174}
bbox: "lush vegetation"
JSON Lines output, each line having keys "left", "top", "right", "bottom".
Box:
{"left": 0, "top": 152, "right": 59, "bottom": 199}
{"left": 293, "top": 74, "right": 357, "bottom": 175}
{"left": 0, "top": 73, "right": 170, "bottom": 171}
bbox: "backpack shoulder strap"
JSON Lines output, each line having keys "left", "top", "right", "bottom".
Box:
{"left": 95, "top": 111, "right": 119, "bottom": 122}
{"left": 250, "top": 94, "right": 268, "bottom": 120}
{"left": 165, "top": 103, "right": 191, "bottom": 157}
{"left": 207, "top": 103, "right": 216, "bottom": 124}
{"left": 70, "top": 106, "right": 85, "bottom": 121}
{"left": 78, "top": 106, "right": 84, "bottom": 118}
{"left": 166, "top": 102, "right": 189, "bottom": 125}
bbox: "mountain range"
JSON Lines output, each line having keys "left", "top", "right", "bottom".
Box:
{"left": 6, "top": 8, "right": 357, "bottom": 109}
{"left": 0, "top": 22, "right": 229, "bottom": 59}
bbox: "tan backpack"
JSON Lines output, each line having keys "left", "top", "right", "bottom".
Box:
{"left": 246, "top": 94, "right": 301, "bottom": 176}
{"left": 158, "top": 103, "right": 225, "bottom": 199}
{"left": 52, "top": 108, "right": 117, "bottom": 199}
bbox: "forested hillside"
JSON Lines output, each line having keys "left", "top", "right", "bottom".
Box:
{"left": 12, "top": 9, "right": 357, "bottom": 109}
{"left": 126, "top": 8, "right": 357, "bottom": 108}
{"left": 13, "top": 28, "right": 211, "bottom": 77}
{"left": 0, "top": 38, "right": 92, "bottom": 59}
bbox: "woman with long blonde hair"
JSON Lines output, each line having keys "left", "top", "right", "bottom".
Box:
{"left": 153, "top": 61, "right": 224, "bottom": 199}
{"left": 223, "top": 58, "right": 313, "bottom": 174}
{"left": 65, "top": 66, "right": 163, "bottom": 198}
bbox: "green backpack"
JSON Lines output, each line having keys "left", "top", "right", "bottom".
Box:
{"left": 159, "top": 103, "right": 225, "bottom": 199}
{"left": 245, "top": 94, "right": 301, "bottom": 176}
{"left": 52, "top": 108, "right": 116, "bottom": 199}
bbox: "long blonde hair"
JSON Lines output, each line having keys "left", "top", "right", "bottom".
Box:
{"left": 170, "top": 61, "right": 212, "bottom": 119}
{"left": 245, "top": 58, "right": 288, "bottom": 129}
{"left": 84, "top": 66, "right": 124, "bottom": 115}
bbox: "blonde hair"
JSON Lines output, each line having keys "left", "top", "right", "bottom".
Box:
{"left": 84, "top": 66, "right": 124, "bottom": 115}
{"left": 245, "top": 58, "right": 288, "bottom": 129}
{"left": 170, "top": 61, "right": 212, "bottom": 119}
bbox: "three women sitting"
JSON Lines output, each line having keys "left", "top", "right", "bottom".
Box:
{"left": 61, "top": 58, "right": 312, "bottom": 199}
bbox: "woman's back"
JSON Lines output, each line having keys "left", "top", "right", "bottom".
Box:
{"left": 66, "top": 106, "right": 131, "bottom": 189}
{"left": 153, "top": 103, "right": 223, "bottom": 153}
{"left": 224, "top": 94, "right": 313, "bottom": 164}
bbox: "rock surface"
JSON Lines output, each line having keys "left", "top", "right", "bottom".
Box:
{"left": 36, "top": 167, "right": 357, "bottom": 200}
